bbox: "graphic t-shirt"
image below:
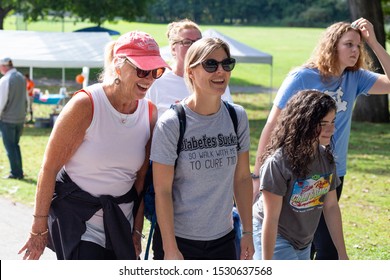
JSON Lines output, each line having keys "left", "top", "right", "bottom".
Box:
{"left": 151, "top": 99, "right": 250, "bottom": 240}
{"left": 274, "top": 67, "right": 378, "bottom": 176}
{"left": 253, "top": 147, "right": 340, "bottom": 249}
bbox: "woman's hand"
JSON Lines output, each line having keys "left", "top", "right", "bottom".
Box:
{"left": 352, "top": 18, "right": 377, "bottom": 45}
{"left": 240, "top": 234, "right": 255, "bottom": 260}
{"left": 18, "top": 234, "right": 48, "bottom": 260}
{"left": 132, "top": 230, "right": 143, "bottom": 258}
{"left": 164, "top": 248, "right": 184, "bottom": 260}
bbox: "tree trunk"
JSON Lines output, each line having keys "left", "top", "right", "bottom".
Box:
{"left": 348, "top": 0, "right": 389, "bottom": 122}
{"left": 0, "top": 6, "right": 14, "bottom": 30}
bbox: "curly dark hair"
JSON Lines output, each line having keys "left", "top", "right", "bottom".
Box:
{"left": 261, "top": 90, "right": 337, "bottom": 178}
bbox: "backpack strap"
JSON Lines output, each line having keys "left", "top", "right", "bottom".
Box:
{"left": 171, "top": 103, "right": 186, "bottom": 166}
{"left": 222, "top": 101, "right": 241, "bottom": 151}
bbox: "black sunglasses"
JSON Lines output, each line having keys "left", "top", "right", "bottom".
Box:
{"left": 201, "top": 58, "right": 236, "bottom": 73}
{"left": 125, "top": 60, "right": 165, "bottom": 79}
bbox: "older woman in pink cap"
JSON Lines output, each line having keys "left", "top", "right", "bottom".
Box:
{"left": 19, "top": 31, "right": 169, "bottom": 260}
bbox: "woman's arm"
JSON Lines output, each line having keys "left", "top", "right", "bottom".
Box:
{"left": 153, "top": 162, "right": 183, "bottom": 260}
{"left": 323, "top": 190, "right": 349, "bottom": 260}
{"left": 18, "top": 92, "right": 93, "bottom": 260}
{"left": 354, "top": 18, "right": 390, "bottom": 94}
{"left": 233, "top": 151, "right": 254, "bottom": 260}
{"left": 261, "top": 190, "right": 283, "bottom": 260}
{"left": 132, "top": 103, "right": 158, "bottom": 258}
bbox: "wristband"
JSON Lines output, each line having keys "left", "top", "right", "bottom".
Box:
{"left": 134, "top": 229, "right": 145, "bottom": 239}
{"left": 251, "top": 173, "right": 260, "bottom": 179}
{"left": 33, "top": 214, "right": 49, "bottom": 218}
{"left": 30, "top": 229, "right": 49, "bottom": 236}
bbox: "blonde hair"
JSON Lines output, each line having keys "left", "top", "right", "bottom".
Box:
{"left": 184, "top": 37, "right": 231, "bottom": 92}
{"left": 304, "top": 21, "right": 373, "bottom": 80}
{"left": 98, "top": 40, "right": 126, "bottom": 84}
{"left": 167, "top": 18, "right": 201, "bottom": 46}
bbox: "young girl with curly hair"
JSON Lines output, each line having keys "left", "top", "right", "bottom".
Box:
{"left": 253, "top": 90, "right": 348, "bottom": 260}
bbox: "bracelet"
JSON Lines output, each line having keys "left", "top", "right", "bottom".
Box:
{"left": 251, "top": 173, "right": 259, "bottom": 179}
{"left": 30, "top": 229, "right": 49, "bottom": 236}
{"left": 133, "top": 229, "right": 145, "bottom": 239}
{"left": 242, "top": 231, "right": 253, "bottom": 235}
{"left": 33, "top": 214, "right": 48, "bottom": 218}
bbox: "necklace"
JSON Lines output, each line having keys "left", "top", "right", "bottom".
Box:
{"left": 119, "top": 112, "right": 129, "bottom": 124}
{"left": 118, "top": 100, "right": 138, "bottom": 124}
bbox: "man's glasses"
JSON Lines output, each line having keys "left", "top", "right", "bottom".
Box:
{"left": 176, "top": 39, "right": 199, "bottom": 47}
{"left": 201, "top": 58, "right": 236, "bottom": 73}
{"left": 125, "top": 60, "right": 165, "bottom": 79}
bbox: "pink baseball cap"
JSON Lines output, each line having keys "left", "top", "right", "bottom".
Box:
{"left": 114, "top": 31, "right": 170, "bottom": 70}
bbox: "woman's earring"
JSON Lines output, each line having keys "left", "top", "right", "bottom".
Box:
{"left": 114, "top": 77, "right": 120, "bottom": 85}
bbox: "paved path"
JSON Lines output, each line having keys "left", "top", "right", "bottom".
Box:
{"left": 0, "top": 197, "right": 153, "bottom": 260}
{"left": 0, "top": 197, "right": 56, "bottom": 260}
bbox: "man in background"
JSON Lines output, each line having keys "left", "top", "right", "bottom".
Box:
{"left": 0, "top": 57, "right": 27, "bottom": 179}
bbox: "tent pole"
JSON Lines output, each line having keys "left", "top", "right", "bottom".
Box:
{"left": 29, "top": 67, "right": 33, "bottom": 80}
{"left": 62, "top": 68, "right": 65, "bottom": 87}
{"left": 269, "top": 64, "right": 273, "bottom": 108}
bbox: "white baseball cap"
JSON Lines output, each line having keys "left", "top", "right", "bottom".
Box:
{"left": 0, "top": 57, "right": 12, "bottom": 65}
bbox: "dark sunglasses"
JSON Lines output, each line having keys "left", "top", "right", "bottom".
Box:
{"left": 201, "top": 58, "right": 236, "bottom": 73}
{"left": 125, "top": 60, "right": 165, "bottom": 79}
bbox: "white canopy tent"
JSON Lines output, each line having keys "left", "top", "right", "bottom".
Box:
{"left": 160, "top": 29, "right": 273, "bottom": 95}
{"left": 0, "top": 30, "right": 111, "bottom": 87}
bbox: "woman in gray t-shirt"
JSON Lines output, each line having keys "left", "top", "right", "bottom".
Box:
{"left": 151, "top": 37, "right": 254, "bottom": 260}
{"left": 253, "top": 90, "right": 349, "bottom": 260}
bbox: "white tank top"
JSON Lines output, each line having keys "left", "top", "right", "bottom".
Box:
{"left": 64, "top": 83, "right": 150, "bottom": 247}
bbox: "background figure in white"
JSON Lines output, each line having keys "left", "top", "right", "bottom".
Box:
{"left": 146, "top": 18, "right": 233, "bottom": 118}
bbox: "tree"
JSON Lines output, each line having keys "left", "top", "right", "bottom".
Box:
{"left": 0, "top": 0, "right": 19, "bottom": 30}
{"left": 349, "top": 0, "right": 390, "bottom": 122}
{"left": 0, "top": 0, "right": 152, "bottom": 30}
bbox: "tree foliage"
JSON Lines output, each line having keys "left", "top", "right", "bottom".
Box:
{"left": 147, "top": 0, "right": 349, "bottom": 26}
{"left": 0, "top": 0, "right": 151, "bottom": 29}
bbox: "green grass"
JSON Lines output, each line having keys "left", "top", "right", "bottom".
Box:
{"left": 4, "top": 16, "right": 323, "bottom": 90}
{"left": 1, "top": 16, "right": 389, "bottom": 260}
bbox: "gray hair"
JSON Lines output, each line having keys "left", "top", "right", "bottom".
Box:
{"left": 167, "top": 18, "right": 201, "bottom": 46}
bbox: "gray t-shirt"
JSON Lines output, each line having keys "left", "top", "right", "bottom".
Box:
{"left": 151, "top": 99, "right": 250, "bottom": 240}
{"left": 253, "top": 147, "right": 340, "bottom": 249}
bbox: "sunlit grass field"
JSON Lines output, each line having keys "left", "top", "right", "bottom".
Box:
{"left": 4, "top": 16, "right": 323, "bottom": 89}
{"left": 1, "top": 16, "right": 389, "bottom": 260}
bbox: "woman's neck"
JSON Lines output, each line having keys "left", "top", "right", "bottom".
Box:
{"left": 104, "top": 84, "right": 137, "bottom": 114}
{"left": 186, "top": 94, "right": 221, "bottom": 116}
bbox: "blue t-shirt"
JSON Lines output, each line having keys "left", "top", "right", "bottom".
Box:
{"left": 274, "top": 67, "right": 379, "bottom": 176}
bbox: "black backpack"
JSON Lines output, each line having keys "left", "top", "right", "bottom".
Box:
{"left": 143, "top": 101, "right": 240, "bottom": 259}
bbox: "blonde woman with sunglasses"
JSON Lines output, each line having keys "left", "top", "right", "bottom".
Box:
{"left": 19, "top": 31, "right": 169, "bottom": 260}
{"left": 151, "top": 37, "right": 254, "bottom": 260}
